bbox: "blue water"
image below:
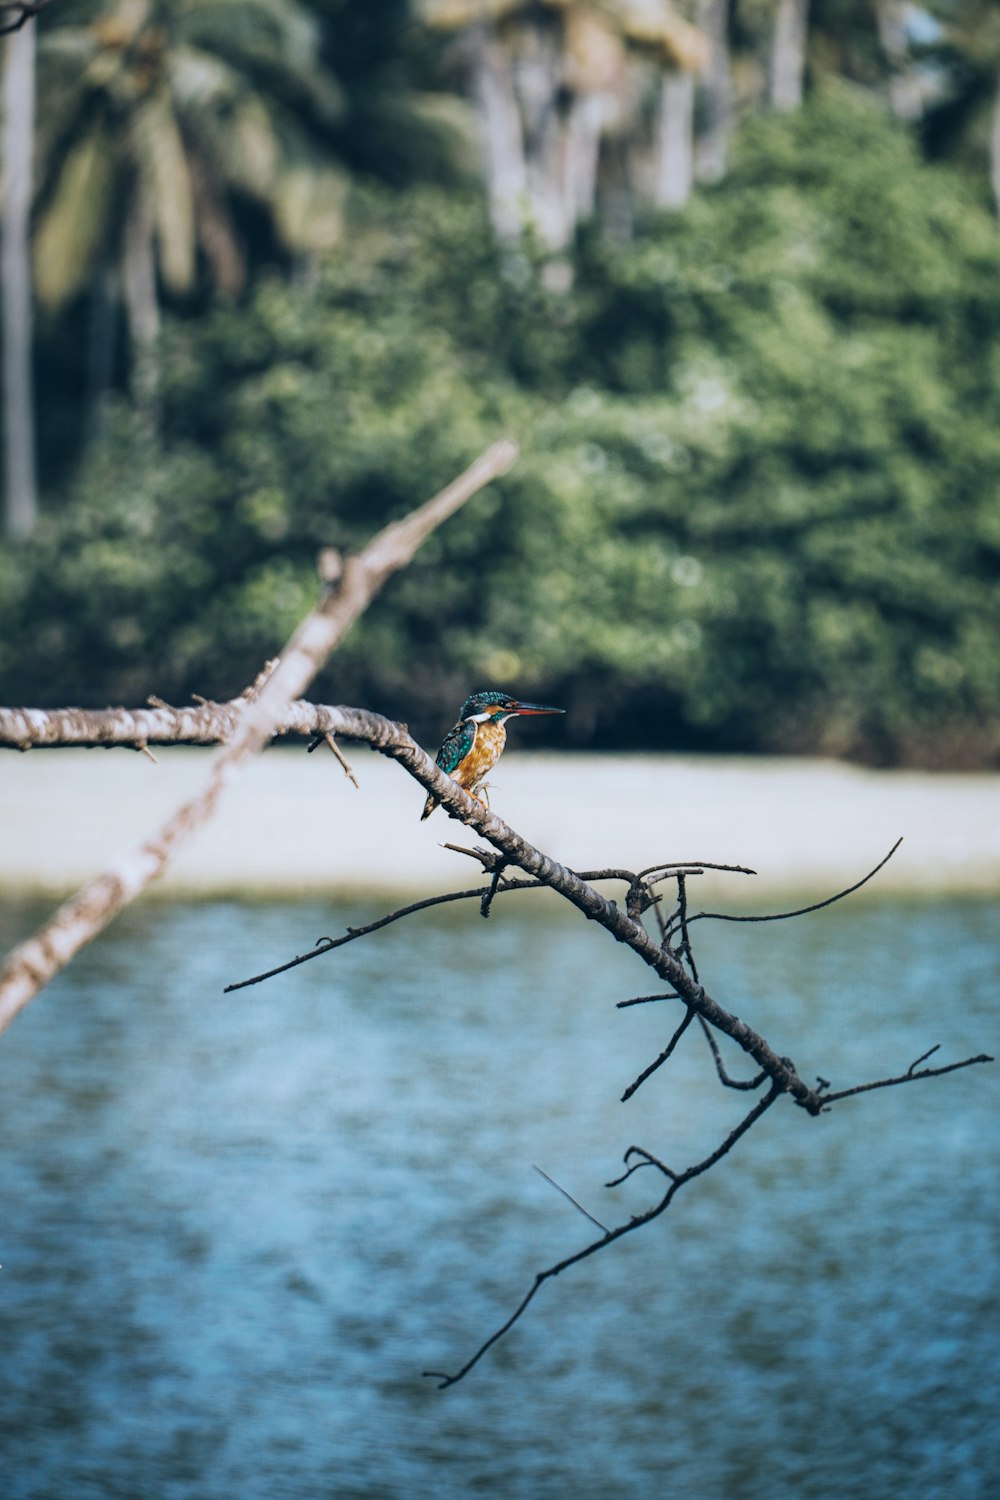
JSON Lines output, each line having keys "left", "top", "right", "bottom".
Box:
{"left": 0, "top": 893, "right": 996, "bottom": 1499}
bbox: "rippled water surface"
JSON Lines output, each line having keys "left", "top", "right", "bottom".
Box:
{"left": 0, "top": 893, "right": 997, "bottom": 1499}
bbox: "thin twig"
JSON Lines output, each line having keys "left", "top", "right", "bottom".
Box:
{"left": 605, "top": 1145, "right": 677, "bottom": 1187}
{"left": 679, "top": 839, "right": 903, "bottom": 932}
{"left": 672, "top": 871, "right": 699, "bottom": 981}
{"left": 424, "top": 1084, "right": 783, "bottom": 1389}
{"left": 639, "top": 860, "right": 757, "bottom": 880}
{"left": 481, "top": 861, "right": 508, "bottom": 918}
{"left": 532, "top": 1166, "right": 609, "bottom": 1235}
{"left": 698, "top": 1016, "right": 769, "bottom": 1092}
{"left": 321, "top": 732, "right": 360, "bottom": 789}
{"left": 224, "top": 879, "right": 541, "bottom": 991}
{"left": 820, "top": 1052, "right": 993, "bottom": 1107}
{"left": 621, "top": 1007, "right": 695, "bottom": 1101}
{"left": 615, "top": 993, "right": 681, "bottom": 1009}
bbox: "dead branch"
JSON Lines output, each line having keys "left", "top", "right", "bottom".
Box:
{"left": 422, "top": 1083, "right": 785, "bottom": 1388}
{"left": 218, "top": 804, "right": 830, "bottom": 1113}
{"left": 0, "top": 441, "right": 518, "bottom": 1035}
{"left": 620, "top": 1006, "right": 695, "bottom": 1101}
{"left": 224, "top": 878, "right": 542, "bottom": 992}
{"left": 1, "top": 493, "right": 991, "bottom": 1389}
{"left": 0, "top": 1, "right": 51, "bottom": 35}
{"left": 218, "top": 815, "right": 990, "bottom": 1385}
{"left": 677, "top": 839, "right": 904, "bottom": 934}
{"left": 817, "top": 1051, "right": 993, "bottom": 1107}
{"left": 0, "top": 697, "right": 375, "bottom": 750}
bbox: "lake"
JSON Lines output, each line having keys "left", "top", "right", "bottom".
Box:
{"left": 0, "top": 891, "right": 996, "bottom": 1499}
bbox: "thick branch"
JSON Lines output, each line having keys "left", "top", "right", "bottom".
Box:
{"left": 0, "top": 698, "right": 373, "bottom": 749}
{"left": 3, "top": 690, "right": 889, "bottom": 1114}
{"left": 224, "top": 706, "right": 830, "bottom": 1109}
{"left": 0, "top": 442, "right": 518, "bottom": 1035}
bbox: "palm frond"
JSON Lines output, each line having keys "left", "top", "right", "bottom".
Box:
{"left": 273, "top": 160, "right": 346, "bottom": 252}
{"left": 33, "top": 121, "right": 115, "bottom": 309}
{"left": 166, "top": 43, "right": 241, "bottom": 111}
{"left": 223, "top": 95, "right": 280, "bottom": 197}
{"left": 132, "top": 90, "right": 196, "bottom": 294}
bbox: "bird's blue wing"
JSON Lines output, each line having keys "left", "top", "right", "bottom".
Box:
{"left": 435, "top": 718, "right": 476, "bottom": 776}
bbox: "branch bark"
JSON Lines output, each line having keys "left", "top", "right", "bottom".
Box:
{"left": 0, "top": 441, "right": 518, "bottom": 1035}
{"left": 3, "top": 691, "right": 991, "bottom": 1388}
{"left": 0, "top": 695, "right": 883, "bottom": 1115}
{"left": 6, "top": 694, "right": 984, "bottom": 1130}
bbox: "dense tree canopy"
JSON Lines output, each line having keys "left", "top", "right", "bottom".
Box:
{"left": 2, "top": 4, "right": 999, "bottom": 766}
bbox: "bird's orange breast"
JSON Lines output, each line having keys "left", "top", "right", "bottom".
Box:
{"left": 454, "top": 719, "right": 507, "bottom": 789}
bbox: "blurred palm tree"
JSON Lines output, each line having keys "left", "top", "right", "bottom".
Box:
{"left": 32, "top": 0, "right": 346, "bottom": 410}
{"left": 0, "top": 3, "right": 54, "bottom": 35}
{"left": 920, "top": 0, "right": 1000, "bottom": 214}
{"left": 2, "top": 14, "right": 39, "bottom": 538}
{"left": 421, "top": 0, "right": 710, "bottom": 246}
{"left": 770, "top": 0, "right": 809, "bottom": 109}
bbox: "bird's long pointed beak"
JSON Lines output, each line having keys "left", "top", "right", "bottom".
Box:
{"left": 510, "top": 702, "right": 565, "bottom": 716}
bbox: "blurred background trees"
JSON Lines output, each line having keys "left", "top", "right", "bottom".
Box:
{"left": 1, "top": 0, "right": 999, "bottom": 767}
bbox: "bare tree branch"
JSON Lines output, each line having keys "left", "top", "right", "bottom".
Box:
{"left": 0, "top": 697, "right": 374, "bottom": 750}
{"left": 818, "top": 1051, "right": 993, "bottom": 1107}
{"left": 620, "top": 1006, "right": 695, "bottom": 1101}
{"left": 676, "top": 839, "right": 905, "bottom": 935}
{"left": 423, "top": 1083, "right": 785, "bottom": 1388}
{"left": 224, "top": 878, "right": 542, "bottom": 992}
{"left": 697, "top": 1016, "right": 769, "bottom": 1092}
{"left": 0, "top": 1, "right": 51, "bottom": 36}
{"left": 1, "top": 490, "right": 990, "bottom": 1391}
{"left": 215, "top": 793, "right": 840, "bottom": 1114}
{"left": 0, "top": 441, "right": 518, "bottom": 1034}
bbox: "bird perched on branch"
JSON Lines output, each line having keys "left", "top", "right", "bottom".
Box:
{"left": 420, "top": 690, "right": 564, "bottom": 820}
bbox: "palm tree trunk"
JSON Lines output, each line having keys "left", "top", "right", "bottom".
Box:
{"left": 2, "top": 18, "right": 38, "bottom": 541}
{"left": 122, "top": 187, "right": 160, "bottom": 419}
{"left": 771, "top": 0, "right": 810, "bottom": 112}
{"left": 874, "top": 0, "right": 922, "bottom": 120}
{"left": 563, "top": 90, "right": 606, "bottom": 228}
{"left": 655, "top": 71, "right": 695, "bottom": 209}
{"left": 513, "top": 19, "right": 568, "bottom": 250}
{"left": 695, "top": 0, "right": 731, "bottom": 182}
{"left": 86, "top": 259, "right": 119, "bottom": 441}
{"left": 468, "top": 25, "right": 528, "bottom": 243}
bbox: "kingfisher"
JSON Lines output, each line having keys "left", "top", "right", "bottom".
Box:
{"left": 420, "top": 689, "right": 564, "bottom": 820}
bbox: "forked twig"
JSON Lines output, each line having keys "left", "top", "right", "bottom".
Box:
{"left": 423, "top": 1084, "right": 784, "bottom": 1388}
{"left": 819, "top": 1051, "right": 992, "bottom": 1107}
{"left": 224, "top": 879, "right": 541, "bottom": 992}
{"left": 698, "top": 1016, "right": 769, "bottom": 1092}
{"left": 621, "top": 1007, "right": 695, "bottom": 1101}
{"left": 679, "top": 839, "right": 904, "bottom": 933}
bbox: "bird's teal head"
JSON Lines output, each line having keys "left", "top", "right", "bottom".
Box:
{"left": 459, "top": 690, "right": 565, "bottom": 724}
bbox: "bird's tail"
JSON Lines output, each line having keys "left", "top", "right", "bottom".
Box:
{"left": 420, "top": 794, "right": 438, "bottom": 821}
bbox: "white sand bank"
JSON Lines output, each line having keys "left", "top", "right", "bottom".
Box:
{"left": 1, "top": 747, "right": 998, "bottom": 899}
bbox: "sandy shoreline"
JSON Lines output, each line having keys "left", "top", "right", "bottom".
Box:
{"left": 1, "top": 746, "right": 998, "bottom": 899}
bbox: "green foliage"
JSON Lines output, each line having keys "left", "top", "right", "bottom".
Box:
{"left": 5, "top": 95, "right": 1000, "bottom": 765}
